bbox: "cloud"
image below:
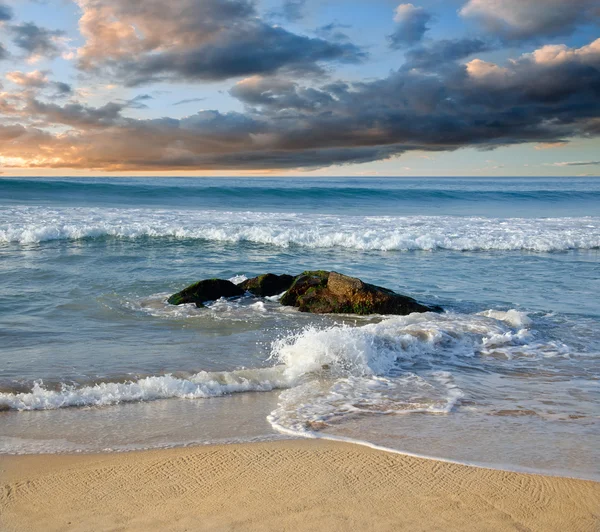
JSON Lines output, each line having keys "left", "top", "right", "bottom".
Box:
{"left": 464, "top": 38, "right": 600, "bottom": 101}
{"left": 315, "top": 22, "right": 351, "bottom": 42}
{"left": 460, "top": 0, "right": 600, "bottom": 41}
{"left": 528, "top": 39, "right": 600, "bottom": 66}
{"left": 535, "top": 142, "right": 567, "bottom": 150}
{"left": 53, "top": 82, "right": 73, "bottom": 96}
{"left": 280, "top": 0, "right": 306, "bottom": 22}
{"left": 0, "top": 3, "right": 13, "bottom": 21}
{"left": 550, "top": 161, "right": 600, "bottom": 167}
{"left": 74, "top": 0, "right": 364, "bottom": 85}
{"left": 229, "top": 75, "right": 335, "bottom": 110}
{"left": 172, "top": 97, "right": 207, "bottom": 106}
{"left": 8, "top": 22, "right": 67, "bottom": 61}
{"left": 118, "top": 94, "right": 153, "bottom": 109}
{"left": 6, "top": 70, "right": 49, "bottom": 88}
{"left": 4, "top": 70, "right": 72, "bottom": 98}
{"left": 1, "top": 37, "right": 599, "bottom": 171}
{"left": 465, "top": 58, "right": 510, "bottom": 84}
{"left": 404, "top": 38, "right": 493, "bottom": 69}
{"left": 388, "top": 3, "right": 433, "bottom": 49}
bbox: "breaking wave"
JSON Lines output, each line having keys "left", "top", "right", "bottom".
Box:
{"left": 1, "top": 206, "right": 599, "bottom": 252}
{"left": 0, "top": 368, "right": 290, "bottom": 411}
{"left": 2, "top": 308, "right": 570, "bottom": 414}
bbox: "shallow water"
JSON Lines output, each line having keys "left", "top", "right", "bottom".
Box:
{"left": 1, "top": 177, "right": 599, "bottom": 480}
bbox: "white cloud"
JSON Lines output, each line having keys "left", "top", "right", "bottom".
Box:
{"left": 528, "top": 38, "right": 600, "bottom": 66}
{"left": 465, "top": 58, "right": 510, "bottom": 84}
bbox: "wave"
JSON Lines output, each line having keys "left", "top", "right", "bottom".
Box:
{"left": 1, "top": 206, "right": 599, "bottom": 251}
{"left": 0, "top": 367, "right": 290, "bottom": 411}
{"left": 2, "top": 309, "right": 571, "bottom": 412}
{"left": 3, "top": 177, "right": 599, "bottom": 206}
{"left": 270, "top": 310, "right": 566, "bottom": 381}
{"left": 267, "top": 309, "right": 574, "bottom": 436}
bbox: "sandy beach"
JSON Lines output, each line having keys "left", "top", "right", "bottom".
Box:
{"left": 1, "top": 439, "right": 598, "bottom": 532}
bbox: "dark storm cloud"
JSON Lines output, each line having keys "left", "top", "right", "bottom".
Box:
{"left": 75, "top": 0, "right": 364, "bottom": 85}
{"left": 0, "top": 3, "right": 13, "bottom": 21}
{"left": 229, "top": 76, "right": 336, "bottom": 110}
{"left": 25, "top": 99, "right": 127, "bottom": 128}
{"left": 404, "top": 39, "right": 493, "bottom": 69}
{"left": 2, "top": 36, "right": 600, "bottom": 171}
{"left": 388, "top": 4, "right": 433, "bottom": 49}
{"left": 117, "top": 25, "right": 365, "bottom": 86}
{"left": 460, "top": 0, "right": 600, "bottom": 42}
{"left": 9, "top": 22, "right": 66, "bottom": 59}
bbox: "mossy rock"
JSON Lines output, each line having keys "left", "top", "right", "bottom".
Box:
{"left": 166, "top": 271, "right": 441, "bottom": 316}
{"left": 279, "top": 271, "right": 329, "bottom": 307}
{"left": 168, "top": 278, "right": 244, "bottom": 307}
{"left": 239, "top": 273, "right": 295, "bottom": 297}
{"left": 280, "top": 271, "right": 438, "bottom": 315}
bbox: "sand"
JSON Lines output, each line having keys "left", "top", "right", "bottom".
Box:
{"left": 1, "top": 439, "right": 598, "bottom": 532}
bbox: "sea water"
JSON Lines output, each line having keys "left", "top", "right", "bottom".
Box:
{"left": 0, "top": 177, "right": 598, "bottom": 480}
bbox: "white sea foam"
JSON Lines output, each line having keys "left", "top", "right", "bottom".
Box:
{"left": 267, "top": 371, "right": 464, "bottom": 435}
{"left": 269, "top": 310, "right": 558, "bottom": 381}
{"left": 0, "top": 368, "right": 290, "bottom": 411}
{"left": 1, "top": 206, "right": 599, "bottom": 252}
{"left": 478, "top": 309, "right": 532, "bottom": 328}
{"left": 124, "top": 292, "right": 288, "bottom": 322}
{"left": 265, "top": 309, "right": 575, "bottom": 436}
{"left": 0, "top": 310, "right": 570, "bottom": 412}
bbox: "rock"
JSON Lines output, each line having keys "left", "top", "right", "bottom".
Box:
{"left": 239, "top": 273, "right": 295, "bottom": 297}
{"left": 280, "top": 271, "right": 438, "bottom": 315}
{"left": 167, "top": 270, "right": 441, "bottom": 315}
{"left": 167, "top": 279, "right": 245, "bottom": 307}
{"left": 279, "top": 271, "right": 329, "bottom": 307}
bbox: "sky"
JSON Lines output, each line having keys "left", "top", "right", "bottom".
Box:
{"left": 0, "top": 0, "right": 599, "bottom": 177}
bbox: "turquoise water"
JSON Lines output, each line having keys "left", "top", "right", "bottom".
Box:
{"left": 1, "top": 177, "right": 599, "bottom": 479}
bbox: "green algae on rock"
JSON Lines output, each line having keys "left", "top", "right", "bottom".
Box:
{"left": 280, "top": 271, "right": 437, "bottom": 315}
{"left": 239, "top": 273, "right": 295, "bottom": 297}
{"left": 167, "top": 279, "right": 244, "bottom": 307}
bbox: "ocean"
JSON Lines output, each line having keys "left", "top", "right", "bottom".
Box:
{"left": 1, "top": 176, "right": 599, "bottom": 480}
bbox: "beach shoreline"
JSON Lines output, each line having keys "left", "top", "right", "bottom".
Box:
{"left": 2, "top": 439, "right": 598, "bottom": 532}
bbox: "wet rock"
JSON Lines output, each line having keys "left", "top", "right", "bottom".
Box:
{"left": 279, "top": 270, "right": 329, "bottom": 308}
{"left": 167, "top": 270, "right": 441, "bottom": 315}
{"left": 167, "top": 279, "right": 245, "bottom": 307}
{"left": 239, "top": 273, "right": 295, "bottom": 297}
{"left": 280, "top": 271, "right": 438, "bottom": 315}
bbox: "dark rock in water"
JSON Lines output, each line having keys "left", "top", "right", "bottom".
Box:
{"left": 167, "top": 279, "right": 244, "bottom": 307}
{"left": 279, "top": 270, "right": 330, "bottom": 310}
{"left": 167, "top": 270, "right": 440, "bottom": 315}
{"left": 239, "top": 273, "right": 295, "bottom": 297}
{"left": 280, "top": 271, "right": 437, "bottom": 315}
